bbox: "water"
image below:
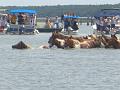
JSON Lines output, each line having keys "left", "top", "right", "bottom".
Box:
{"left": 0, "top": 24, "right": 120, "bottom": 90}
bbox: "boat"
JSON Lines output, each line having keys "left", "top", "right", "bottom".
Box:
{"left": 61, "top": 15, "right": 80, "bottom": 35}
{"left": 93, "top": 8, "right": 120, "bottom": 35}
{"left": 36, "top": 16, "right": 63, "bottom": 33}
{"left": 61, "top": 28, "right": 79, "bottom": 35}
{"left": 6, "top": 9, "right": 39, "bottom": 35}
{"left": 0, "top": 13, "right": 7, "bottom": 34}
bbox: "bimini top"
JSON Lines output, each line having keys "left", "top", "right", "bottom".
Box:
{"left": 64, "top": 15, "right": 80, "bottom": 19}
{"left": 7, "top": 9, "right": 37, "bottom": 14}
{"left": 94, "top": 8, "right": 120, "bottom": 18}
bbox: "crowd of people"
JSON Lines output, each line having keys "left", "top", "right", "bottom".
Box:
{"left": 95, "top": 16, "right": 120, "bottom": 34}
{"left": 44, "top": 16, "right": 61, "bottom": 29}
{"left": 7, "top": 13, "right": 36, "bottom": 26}
{"left": 61, "top": 13, "right": 79, "bottom": 31}
{"left": 44, "top": 12, "right": 79, "bottom": 31}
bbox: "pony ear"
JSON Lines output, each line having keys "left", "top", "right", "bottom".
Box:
{"left": 70, "top": 35, "right": 73, "bottom": 39}
{"left": 56, "top": 31, "right": 59, "bottom": 34}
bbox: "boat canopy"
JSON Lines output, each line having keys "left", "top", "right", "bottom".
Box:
{"left": 64, "top": 15, "right": 80, "bottom": 19}
{"left": 7, "top": 9, "right": 37, "bottom": 15}
{"left": 94, "top": 9, "right": 120, "bottom": 18}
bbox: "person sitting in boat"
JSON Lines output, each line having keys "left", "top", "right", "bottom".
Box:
{"left": 0, "top": 19, "right": 3, "bottom": 32}
{"left": 17, "top": 13, "right": 25, "bottom": 34}
{"left": 18, "top": 13, "right": 24, "bottom": 25}
{"left": 104, "top": 17, "right": 112, "bottom": 34}
{"left": 0, "top": 15, "right": 7, "bottom": 32}
{"left": 44, "top": 17, "right": 52, "bottom": 28}
{"left": 61, "top": 14, "right": 64, "bottom": 22}
{"left": 11, "top": 14, "right": 16, "bottom": 24}
{"left": 111, "top": 16, "right": 116, "bottom": 29}
{"left": 53, "top": 16, "right": 59, "bottom": 28}
{"left": 96, "top": 17, "right": 101, "bottom": 31}
{"left": 30, "top": 14, "right": 36, "bottom": 27}
{"left": 71, "top": 18, "right": 79, "bottom": 30}
{"left": 24, "top": 15, "right": 29, "bottom": 25}
{"left": 64, "top": 18, "right": 70, "bottom": 31}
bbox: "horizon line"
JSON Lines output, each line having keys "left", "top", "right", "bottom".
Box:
{"left": 0, "top": 3, "right": 120, "bottom": 7}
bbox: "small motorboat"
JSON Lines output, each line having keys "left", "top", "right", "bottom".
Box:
{"left": 61, "top": 15, "right": 80, "bottom": 35}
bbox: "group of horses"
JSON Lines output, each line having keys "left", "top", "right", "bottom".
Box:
{"left": 12, "top": 31, "right": 120, "bottom": 49}
{"left": 48, "top": 31, "right": 120, "bottom": 49}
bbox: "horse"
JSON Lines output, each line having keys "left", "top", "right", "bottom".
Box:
{"left": 53, "top": 38, "right": 66, "bottom": 48}
{"left": 98, "top": 35, "right": 112, "bottom": 48}
{"left": 12, "top": 41, "right": 31, "bottom": 49}
{"left": 78, "top": 35, "right": 102, "bottom": 48}
{"left": 108, "top": 34, "right": 120, "bottom": 49}
{"left": 64, "top": 38, "right": 81, "bottom": 48}
{"left": 48, "top": 32, "right": 102, "bottom": 49}
{"left": 88, "top": 35, "right": 102, "bottom": 48}
{"left": 100, "top": 34, "right": 120, "bottom": 49}
{"left": 64, "top": 36, "right": 97, "bottom": 49}
{"left": 48, "top": 32, "right": 69, "bottom": 48}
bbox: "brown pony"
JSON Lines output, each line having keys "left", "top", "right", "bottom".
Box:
{"left": 100, "top": 34, "right": 120, "bottom": 49}
{"left": 12, "top": 41, "right": 31, "bottom": 49}
{"left": 48, "top": 32, "right": 69, "bottom": 48}
{"left": 48, "top": 32, "right": 102, "bottom": 49}
{"left": 64, "top": 37, "right": 81, "bottom": 48}
{"left": 99, "top": 35, "right": 112, "bottom": 48}
{"left": 109, "top": 35, "right": 120, "bottom": 49}
{"left": 78, "top": 35, "right": 102, "bottom": 48}
{"left": 64, "top": 36, "right": 93, "bottom": 49}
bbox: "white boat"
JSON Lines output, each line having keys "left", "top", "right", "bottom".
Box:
{"left": 61, "top": 27, "right": 78, "bottom": 35}
{"left": 6, "top": 24, "right": 39, "bottom": 35}
{"left": 61, "top": 14, "right": 80, "bottom": 35}
{"left": 6, "top": 9, "right": 39, "bottom": 35}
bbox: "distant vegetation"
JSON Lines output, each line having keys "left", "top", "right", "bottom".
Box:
{"left": 0, "top": 3, "right": 120, "bottom": 17}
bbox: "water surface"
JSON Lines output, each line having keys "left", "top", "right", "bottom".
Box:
{"left": 0, "top": 24, "right": 120, "bottom": 90}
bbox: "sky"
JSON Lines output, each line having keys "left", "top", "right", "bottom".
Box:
{"left": 0, "top": 0, "right": 120, "bottom": 6}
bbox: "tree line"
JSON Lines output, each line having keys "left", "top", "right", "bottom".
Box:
{"left": 0, "top": 3, "right": 120, "bottom": 17}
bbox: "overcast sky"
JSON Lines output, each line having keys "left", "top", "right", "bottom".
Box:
{"left": 0, "top": 0, "right": 120, "bottom": 6}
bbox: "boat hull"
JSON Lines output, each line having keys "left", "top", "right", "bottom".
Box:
{"left": 61, "top": 30, "right": 79, "bottom": 35}
{"left": 37, "top": 28, "right": 62, "bottom": 33}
